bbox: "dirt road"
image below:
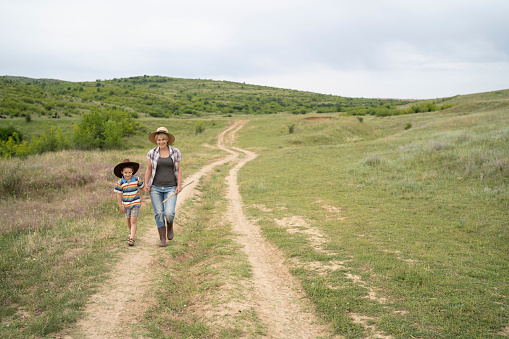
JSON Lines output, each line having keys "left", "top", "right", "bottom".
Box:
{"left": 63, "top": 121, "right": 329, "bottom": 338}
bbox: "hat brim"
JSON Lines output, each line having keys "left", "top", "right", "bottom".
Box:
{"left": 114, "top": 161, "right": 140, "bottom": 178}
{"left": 148, "top": 131, "right": 175, "bottom": 145}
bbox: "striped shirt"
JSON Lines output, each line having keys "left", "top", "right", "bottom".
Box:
{"left": 114, "top": 176, "right": 144, "bottom": 209}
{"left": 146, "top": 146, "right": 181, "bottom": 187}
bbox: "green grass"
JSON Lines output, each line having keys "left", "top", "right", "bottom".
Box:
{"left": 0, "top": 220, "right": 122, "bottom": 337}
{"left": 0, "top": 118, "right": 230, "bottom": 338}
{"left": 1, "top": 87, "right": 508, "bottom": 338}
{"left": 237, "top": 96, "right": 509, "bottom": 337}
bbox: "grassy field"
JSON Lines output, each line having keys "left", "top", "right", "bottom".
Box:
{"left": 236, "top": 92, "right": 509, "bottom": 337}
{"left": 0, "top": 118, "right": 229, "bottom": 337}
{"left": 0, "top": 89, "right": 508, "bottom": 338}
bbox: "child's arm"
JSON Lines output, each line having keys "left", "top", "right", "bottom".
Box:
{"left": 117, "top": 193, "right": 126, "bottom": 213}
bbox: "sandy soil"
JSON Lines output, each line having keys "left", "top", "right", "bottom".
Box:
{"left": 61, "top": 120, "right": 330, "bottom": 338}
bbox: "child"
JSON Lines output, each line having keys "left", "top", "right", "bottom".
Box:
{"left": 113, "top": 159, "right": 144, "bottom": 246}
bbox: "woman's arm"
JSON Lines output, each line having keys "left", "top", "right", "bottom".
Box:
{"left": 144, "top": 159, "right": 152, "bottom": 192}
{"left": 176, "top": 161, "right": 182, "bottom": 193}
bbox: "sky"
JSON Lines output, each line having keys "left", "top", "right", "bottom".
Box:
{"left": 1, "top": 0, "right": 508, "bottom": 99}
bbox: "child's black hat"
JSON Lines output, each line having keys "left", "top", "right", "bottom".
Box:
{"left": 113, "top": 159, "right": 140, "bottom": 178}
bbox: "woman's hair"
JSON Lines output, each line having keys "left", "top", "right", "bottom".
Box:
{"left": 155, "top": 132, "right": 169, "bottom": 141}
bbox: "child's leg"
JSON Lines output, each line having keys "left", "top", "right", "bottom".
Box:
{"left": 126, "top": 217, "right": 132, "bottom": 232}
{"left": 130, "top": 217, "right": 138, "bottom": 239}
{"left": 126, "top": 216, "right": 132, "bottom": 239}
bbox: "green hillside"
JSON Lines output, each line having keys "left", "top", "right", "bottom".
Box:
{"left": 0, "top": 75, "right": 460, "bottom": 157}
{"left": 0, "top": 76, "right": 508, "bottom": 338}
{"left": 0, "top": 75, "right": 411, "bottom": 120}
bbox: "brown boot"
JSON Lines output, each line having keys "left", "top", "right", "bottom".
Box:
{"left": 167, "top": 221, "right": 174, "bottom": 240}
{"left": 158, "top": 227, "right": 167, "bottom": 247}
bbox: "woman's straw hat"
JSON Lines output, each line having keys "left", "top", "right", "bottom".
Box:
{"left": 113, "top": 159, "right": 140, "bottom": 178}
{"left": 148, "top": 127, "right": 175, "bottom": 145}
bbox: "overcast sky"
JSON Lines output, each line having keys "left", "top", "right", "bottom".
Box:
{"left": 1, "top": 0, "right": 508, "bottom": 99}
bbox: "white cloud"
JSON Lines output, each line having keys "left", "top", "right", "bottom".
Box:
{"left": 1, "top": 0, "right": 508, "bottom": 98}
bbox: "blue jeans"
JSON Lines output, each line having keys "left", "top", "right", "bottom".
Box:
{"left": 149, "top": 185, "right": 178, "bottom": 229}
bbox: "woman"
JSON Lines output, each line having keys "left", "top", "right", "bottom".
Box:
{"left": 144, "top": 127, "right": 182, "bottom": 247}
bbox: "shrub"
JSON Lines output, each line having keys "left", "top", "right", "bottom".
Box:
{"left": 374, "top": 108, "right": 396, "bottom": 117}
{"left": 73, "top": 108, "right": 143, "bottom": 149}
{"left": 0, "top": 133, "right": 29, "bottom": 158}
{"left": 28, "top": 126, "right": 71, "bottom": 154}
{"left": 103, "top": 120, "right": 122, "bottom": 148}
{"left": 0, "top": 126, "right": 23, "bottom": 142}
{"left": 406, "top": 102, "right": 453, "bottom": 114}
{"left": 195, "top": 121, "right": 206, "bottom": 134}
{"left": 404, "top": 122, "right": 412, "bottom": 130}
{"left": 0, "top": 126, "right": 73, "bottom": 158}
{"left": 292, "top": 108, "right": 307, "bottom": 115}
{"left": 364, "top": 155, "right": 383, "bottom": 167}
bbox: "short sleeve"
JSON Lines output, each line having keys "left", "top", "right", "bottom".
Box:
{"left": 114, "top": 181, "right": 123, "bottom": 194}
{"left": 175, "top": 148, "right": 181, "bottom": 163}
{"left": 137, "top": 177, "right": 144, "bottom": 188}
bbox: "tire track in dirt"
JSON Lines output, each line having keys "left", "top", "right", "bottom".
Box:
{"left": 62, "top": 120, "right": 329, "bottom": 338}
{"left": 222, "top": 121, "right": 330, "bottom": 338}
{"left": 61, "top": 122, "right": 245, "bottom": 338}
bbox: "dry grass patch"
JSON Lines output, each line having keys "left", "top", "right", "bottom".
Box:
{"left": 0, "top": 149, "right": 136, "bottom": 337}
{"left": 0, "top": 150, "right": 119, "bottom": 234}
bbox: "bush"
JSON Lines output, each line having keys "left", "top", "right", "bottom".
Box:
{"left": 103, "top": 120, "right": 122, "bottom": 148}
{"left": 406, "top": 102, "right": 453, "bottom": 114}
{"left": 404, "top": 122, "right": 412, "bottom": 130}
{"left": 0, "top": 126, "right": 71, "bottom": 158}
{"left": 28, "top": 126, "right": 71, "bottom": 154}
{"left": 73, "top": 108, "right": 143, "bottom": 149}
{"left": 0, "top": 133, "right": 29, "bottom": 158}
{"left": 364, "top": 155, "right": 383, "bottom": 167}
{"left": 195, "top": 121, "right": 206, "bottom": 134}
{"left": 0, "top": 126, "right": 23, "bottom": 142}
{"left": 374, "top": 108, "right": 396, "bottom": 117}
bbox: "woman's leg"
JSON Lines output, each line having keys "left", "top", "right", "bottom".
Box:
{"left": 150, "top": 186, "right": 177, "bottom": 246}
{"left": 164, "top": 187, "right": 178, "bottom": 240}
{"left": 149, "top": 186, "right": 166, "bottom": 229}
{"left": 163, "top": 187, "right": 178, "bottom": 224}
{"left": 149, "top": 186, "right": 168, "bottom": 247}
